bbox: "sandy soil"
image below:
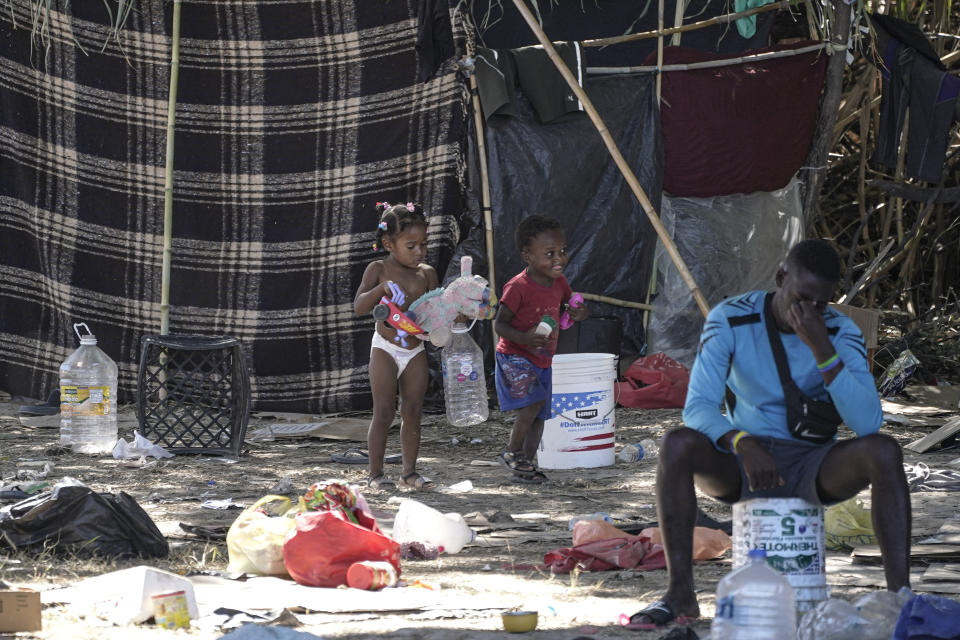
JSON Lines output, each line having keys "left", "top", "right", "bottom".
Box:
{"left": 1, "top": 392, "right": 958, "bottom": 640}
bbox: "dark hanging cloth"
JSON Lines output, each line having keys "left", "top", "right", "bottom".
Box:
{"left": 474, "top": 47, "right": 518, "bottom": 121}
{"left": 511, "top": 42, "right": 586, "bottom": 124}
{"left": 417, "top": 0, "right": 455, "bottom": 81}
{"left": 872, "top": 13, "right": 959, "bottom": 183}
{"left": 652, "top": 41, "right": 827, "bottom": 197}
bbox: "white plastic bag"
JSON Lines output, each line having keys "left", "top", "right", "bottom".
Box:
{"left": 226, "top": 495, "right": 298, "bottom": 575}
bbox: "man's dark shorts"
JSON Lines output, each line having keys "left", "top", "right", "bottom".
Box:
{"left": 721, "top": 435, "right": 841, "bottom": 506}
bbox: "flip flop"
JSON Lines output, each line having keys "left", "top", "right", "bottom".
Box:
{"left": 366, "top": 474, "right": 396, "bottom": 490}
{"left": 331, "top": 448, "right": 402, "bottom": 464}
{"left": 618, "top": 599, "right": 697, "bottom": 630}
{"left": 400, "top": 472, "right": 436, "bottom": 490}
{"left": 18, "top": 389, "right": 60, "bottom": 416}
{"left": 499, "top": 451, "right": 536, "bottom": 474}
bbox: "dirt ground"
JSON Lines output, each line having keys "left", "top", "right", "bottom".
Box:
{"left": 2, "top": 390, "right": 959, "bottom": 640}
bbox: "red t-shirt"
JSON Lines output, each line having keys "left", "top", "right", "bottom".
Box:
{"left": 496, "top": 270, "right": 572, "bottom": 369}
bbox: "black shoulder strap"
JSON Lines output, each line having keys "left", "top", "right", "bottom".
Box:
{"left": 763, "top": 292, "right": 799, "bottom": 397}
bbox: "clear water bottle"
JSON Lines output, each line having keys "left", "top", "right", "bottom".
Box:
{"left": 568, "top": 512, "right": 612, "bottom": 530}
{"left": 59, "top": 323, "right": 119, "bottom": 455}
{"left": 618, "top": 438, "right": 658, "bottom": 463}
{"left": 392, "top": 499, "right": 476, "bottom": 554}
{"left": 442, "top": 323, "right": 488, "bottom": 427}
{"left": 712, "top": 549, "right": 797, "bottom": 640}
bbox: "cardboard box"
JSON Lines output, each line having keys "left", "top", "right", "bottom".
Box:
{"left": 0, "top": 590, "right": 42, "bottom": 632}
{"left": 830, "top": 303, "right": 880, "bottom": 349}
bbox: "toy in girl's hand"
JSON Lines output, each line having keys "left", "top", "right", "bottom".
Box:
{"left": 559, "top": 293, "right": 584, "bottom": 330}
{"left": 405, "top": 256, "right": 497, "bottom": 347}
{"left": 371, "top": 281, "right": 424, "bottom": 346}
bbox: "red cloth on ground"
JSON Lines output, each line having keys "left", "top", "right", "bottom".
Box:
{"left": 651, "top": 41, "right": 827, "bottom": 197}
{"left": 616, "top": 352, "right": 690, "bottom": 409}
{"left": 543, "top": 535, "right": 666, "bottom": 573}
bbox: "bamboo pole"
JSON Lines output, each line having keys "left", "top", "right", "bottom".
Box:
{"left": 656, "top": 0, "right": 664, "bottom": 99}
{"left": 582, "top": 0, "right": 793, "bottom": 47}
{"left": 509, "top": 0, "right": 711, "bottom": 318}
{"left": 586, "top": 42, "right": 831, "bottom": 74}
{"left": 467, "top": 70, "right": 499, "bottom": 348}
{"left": 671, "top": 0, "right": 686, "bottom": 46}
{"left": 581, "top": 292, "right": 654, "bottom": 311}
{"left": 159, "top": 0, "right": 182, "bottom": 335}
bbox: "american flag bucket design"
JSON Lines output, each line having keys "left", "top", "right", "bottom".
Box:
{"left": 537, "top": 353, "right": 617, "bottom": 469}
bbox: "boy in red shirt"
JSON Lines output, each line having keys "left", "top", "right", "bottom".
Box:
{"left": 494, "top": 215, "right": 587, "bottom": 483}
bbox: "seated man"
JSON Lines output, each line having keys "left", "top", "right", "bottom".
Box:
{"left": 626, "top": 239, "right": 910, "bottom": 629}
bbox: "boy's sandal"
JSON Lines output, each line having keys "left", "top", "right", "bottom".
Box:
{"left": 400, "top": 472, "right": 436, "bottom": 490}
{"left": 366, "top": 474, "right": 396, "bottom": 490}
{"left": 498, "top": 451, "right": 536, "bottom": 475}
{"left": 618, "top": 599, "right": 697, "bottom": 630}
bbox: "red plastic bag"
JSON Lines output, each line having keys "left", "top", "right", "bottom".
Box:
{"left": 283, "top": 510, "right": 401, "bottom": 587}
{"left": 615, "top": 352, "right": 690, "bottom": 408}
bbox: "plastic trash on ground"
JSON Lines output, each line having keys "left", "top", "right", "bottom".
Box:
{"left": 643, "top": 526, "right": 731, "bottom": 561}
{"left": 66, "top": 566, "right": 199, "bottom": 625}
{"left": 799, "top": 589, "right": 913, "bottom": 640}
{"left": 879, "top": 349, "right": 921, "bottom": 397}
{"left": 825, "top": 498, "right": 877, "bottom": 550}
{"left": 392, "top": 498, "right": 475, "bottom": 554}
{"left": 226, "top": 495, "right": 299, "bottom": 576}
{"left": 113, "top": 431, "right": 175, "bottom": 460}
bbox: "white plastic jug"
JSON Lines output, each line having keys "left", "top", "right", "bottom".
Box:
{"left": 712, "top": 549, "right": 797, "bottom": 640}
{"left": 391, "top": 499, "right": 475, "bottom": 554}
{"left": 59, "top": 322, "right": 118, "bottom": 454}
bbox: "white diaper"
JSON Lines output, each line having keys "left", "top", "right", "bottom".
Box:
{"left": 371, "top": 331, "right": 425, "bottom": 378}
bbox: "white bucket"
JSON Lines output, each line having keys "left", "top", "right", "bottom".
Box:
{"left": 536, "top": 353, "right": 616, "bottom": 469}
{"left": 733, "top": 498, "right": 828, "bottom": 613}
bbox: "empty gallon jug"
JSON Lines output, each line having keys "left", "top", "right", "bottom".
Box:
{"left": 712, "top": 549, "right": 797, "bottom": 640}
{"left": 442, "top": 322, "right": 488, "bottom": 427}
{"left": 391, "top": 499, "right": 475, "bottom": 553}
{"left": 60, "top": 323, "right": 118, "bottom": 454}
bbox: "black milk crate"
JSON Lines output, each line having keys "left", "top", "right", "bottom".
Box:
{"left": 137, "top": 335, "right": 250, "bottom": 456}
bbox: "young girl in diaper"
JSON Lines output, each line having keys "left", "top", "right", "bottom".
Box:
{"left": 354, "top": 202, "right": 438, "bottom": 490}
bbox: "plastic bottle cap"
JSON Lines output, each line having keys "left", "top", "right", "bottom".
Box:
{"left": 79, "top": 337, "right": 97, "bottom": 345}
{"left": 451, "top": 324, "right": 469, "bottom": 334}
{"left": 748, "top": 548, "right": 767, "bottom": 559}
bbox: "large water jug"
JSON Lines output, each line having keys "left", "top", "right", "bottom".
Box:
{"left": 441, "top": 323, "right": 488, "bottom": 427}
{"left": 712, "top": 549, "right": 797, "bottom": 640}
{"left": 391, "top": 499, "right": 476, "bottom": 554}
{"left": 59, "top": 323, "right": 119, "bottom": 454}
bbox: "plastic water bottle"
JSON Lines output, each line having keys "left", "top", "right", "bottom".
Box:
{"left": 59, "top": 323, "right": 119, "bottom": 455}
{"left": 391, "top": 499, "right": 476, "bottom": 554}
{"left": 618, "top": 438, "right": 658, "bottom": 463}
{"left": 568, "top": 512, "right": 612, "bottom": 530}
{"left": 442, "top": 323, "right": 488, "bottom": 427}
{"left": 712, "top": 549, "right": 797, "bottom": 640}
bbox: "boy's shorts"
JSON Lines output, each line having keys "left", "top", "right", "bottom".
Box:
{"left": 495, "top": 352, "right": 553, "bottom": 421}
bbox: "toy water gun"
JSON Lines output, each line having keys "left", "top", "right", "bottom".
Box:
{"left": 559, "top": 293, "right": 584, "bottom": 330}
{"left": 371, "top": 282, "right": 424, "bottom": 346}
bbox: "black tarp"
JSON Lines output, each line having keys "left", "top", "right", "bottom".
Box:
{"left": 450, "top": 73, "right": 662, "bottom": 364}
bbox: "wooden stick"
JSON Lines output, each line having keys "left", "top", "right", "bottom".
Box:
{"left": 467, "top": 71, "right": 499, "bottom": 348}
{"left": 586, "top": 42, "right": 830, "bottom": 74}
{"left": 160, "top": 0, "right": 182, "bottom": 335}
{"left": 671, "top": 0, "right": 686, "bottom": 46}
{"left": 508, "top": 0, "right": 711, "bottom": 318}
{"left": 656, "top": 0, "right": 664, "bottom": 99}
{"left": 869, "top": 179, "right": 960, "bottom": 204}
{"left": 581, "top": 292, "right": 654, "bottom": 311}
{"left": 582, "top": 0, "right": 794, "bottom": 47}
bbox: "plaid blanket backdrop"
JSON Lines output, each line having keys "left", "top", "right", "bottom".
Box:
{"left": 0, "top": 1, "right": 466, "bottom": 412}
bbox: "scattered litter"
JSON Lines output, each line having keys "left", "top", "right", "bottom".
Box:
{"left": 469, "top": 438, "right": 483, "bottom": 444}
{"left": 268, "top": 477, "right": 296, "bottom": 495}
{"left": 399, "top": 541, "right": 441, "bottom": 560}
{"left": 469, "top": 459, "right": 498, "bottom": 467}
{"left": 440, "top": 480, "right": 473, "bottom": 494}
{"left": 202, "top": 499, "right": 240, "bottom": 510}
{"left": 112, "top": 432, "right": 174, "bottom": 460}
{"left": 15, "top": 461, "right": 53, "bottom": 481}
{"left": 451, "top": 437, "right": 460, "bottom": 445}
{"left": 482, "top": 564, "right": 492, "bottom": 571}
{"left": 218, "top": 623, "right": 328, "bottom": 639}
{"left": 879, "top": 349, "right": 920, "bottom": 397}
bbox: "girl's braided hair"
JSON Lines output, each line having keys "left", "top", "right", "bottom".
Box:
{"left": 373, "top": 201, "right": 427, "bottom": 251}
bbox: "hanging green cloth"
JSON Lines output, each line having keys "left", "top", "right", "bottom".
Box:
{"left": 733, "top": 0, "right": 776, "bottom": 38}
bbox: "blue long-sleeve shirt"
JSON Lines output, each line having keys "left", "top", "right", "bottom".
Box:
{"left": 683, "top": 290, "right": 882, "bottom": 448}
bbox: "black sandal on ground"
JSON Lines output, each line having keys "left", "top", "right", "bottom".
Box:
{"left": 400, "top": 472, "right": 436, "bottom": 490}
{"left": 618, "top": 599, "right": 697, "bottom": 630}
{"left": 498, "top": 450, "right": 536, "bottom": 475}
{"left": 366, "top": 474, "right": 396, "bottom": 490}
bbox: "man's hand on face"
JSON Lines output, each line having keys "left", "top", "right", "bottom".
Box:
{"left": 785, "top": 300, "right": 831, "bottom": 352}
{"left": 738, "top": 437, "right": 785, "bottom": 492}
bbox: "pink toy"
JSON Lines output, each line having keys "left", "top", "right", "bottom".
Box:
{"left": 406, "top": 256, "right": 497, "bottom": 347}
{"left": 559, "top": 293, "right": 584, "bottom": 330}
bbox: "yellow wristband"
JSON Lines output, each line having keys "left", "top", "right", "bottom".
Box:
{"left": 731, "top": 430, "right": 749, "bottom": 453}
